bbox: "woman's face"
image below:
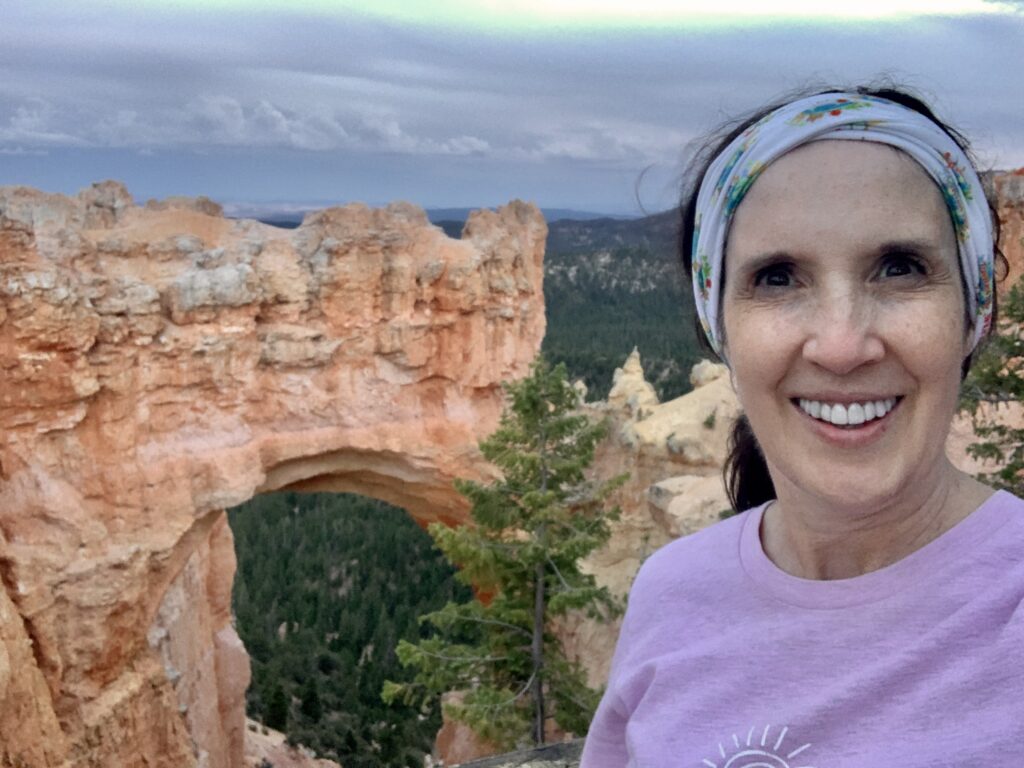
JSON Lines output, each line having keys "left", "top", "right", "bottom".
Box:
{"left": 721, "top": 139, "right": 969, "bottom": 509}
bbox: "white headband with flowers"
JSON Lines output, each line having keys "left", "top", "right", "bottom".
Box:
{"left": 692, "top": 91, "right": 995, "bottom": 359}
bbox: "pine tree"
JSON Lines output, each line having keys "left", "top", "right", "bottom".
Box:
{"left": 961, "top": 277, "right": 1024, "bottom": 494}
{"left": 265, "top": 682, "right": 289, "bottom": 732}
{"left": 300, "top": 675, "right": 323, "bottom": 723}
{"left": 382, "top": 356, "right": 627, "bottom": 750}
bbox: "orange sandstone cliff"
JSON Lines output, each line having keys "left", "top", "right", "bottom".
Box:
{"left": 994, "top": 169, "right": 1024, "bottom": 287}
{"left": 0, "top": 182, "right": 545, "bottom": 767}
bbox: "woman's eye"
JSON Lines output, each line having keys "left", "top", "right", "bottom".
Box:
{"left": 881, "top": 253, "right": 925, "bottom": 278}
{"left": 754, "top": 265, "right": 793, "bottom": 287}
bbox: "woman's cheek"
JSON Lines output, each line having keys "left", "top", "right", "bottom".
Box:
{"left": 880, "top": 291, "right": 964, "bottom": 363}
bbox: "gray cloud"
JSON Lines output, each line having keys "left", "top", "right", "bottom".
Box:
{"left": 0, "top": 146, "right": 49, "bottom": 156}
{"left": 2, "top": 1, "right": 1022, "bottom": 210}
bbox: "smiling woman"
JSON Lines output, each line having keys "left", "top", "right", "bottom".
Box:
{"left": 580, "top": 84, "right": 1024, "bottom": 766}
{"left": 722, "top": 140, "right": 976, "bottom": 546}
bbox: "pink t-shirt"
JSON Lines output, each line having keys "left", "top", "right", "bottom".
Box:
{"left": 581, "top": 490, "right": 1024, "bottom": 766}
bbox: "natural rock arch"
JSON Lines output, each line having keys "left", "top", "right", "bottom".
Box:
{"left": 0, "top": 182, "right": 546, "bottom": 767}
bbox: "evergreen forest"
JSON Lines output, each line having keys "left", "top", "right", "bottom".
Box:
{"left": 542, "top": 242, "right": 700, "bottom": 401}
{"left": 526, "top": 209, "right": 702, "bottom": 401}
{"left": 230, "top": 493, "right": 473, "bottom": 767}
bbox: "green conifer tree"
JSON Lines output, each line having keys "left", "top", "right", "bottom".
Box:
{"left": 300, "top": 675, "right": 324, "bottom": 724}
{"left": 961, "top": 276, "right": 1024, "bottom": 495}
{"left": 382, "top": 357, "right": 627, "bottom": 750}
{"left": 265, "top": 682, "right": 289, "bottom": 732}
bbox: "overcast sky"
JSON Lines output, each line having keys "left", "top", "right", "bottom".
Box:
{"left": 2, "top": 0, "right": 1022, "bottom": 215}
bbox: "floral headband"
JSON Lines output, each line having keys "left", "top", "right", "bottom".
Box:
{"left": 691, "top": 91, "right": 995, "bottom": 359}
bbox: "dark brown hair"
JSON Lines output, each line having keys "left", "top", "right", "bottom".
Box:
{"left": 677, "top": 80, "right": 1008, "bottom": 513}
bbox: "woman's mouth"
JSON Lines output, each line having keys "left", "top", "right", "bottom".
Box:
{"left": 793, "top": 396, "right": 903, "bottom": 428}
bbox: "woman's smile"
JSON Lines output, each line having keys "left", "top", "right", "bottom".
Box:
{"left": 794, "top": 395, "right": 900, "bottom": 426}
{"left": 791, "top": 394, "right": 903, "bottom": 448}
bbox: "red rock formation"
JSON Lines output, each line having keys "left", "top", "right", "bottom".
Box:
{"left": 0, "top": 182, "right": 545, "bottom": 767}
{"left": 432, "top": 691, "right": 503, "bottom": 764}
{"left": 993, "top": 169, "right": 1024, "bottom": 288}
{"left": 243, "top": 718, "right": 341, "bottom": 768}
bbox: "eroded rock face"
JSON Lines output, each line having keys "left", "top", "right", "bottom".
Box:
{"left": 0, "top": 182, "right": 546, "bottom": 767}
{"left": 993, "top": 169, "right": 1024, "bottom": 287}
{"left": 243, "top": 718, "right": 341, "bottom": 768}
{"left": 564, "top": 354, "right": 738, "bottom": 691}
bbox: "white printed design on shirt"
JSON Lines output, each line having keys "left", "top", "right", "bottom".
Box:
{"left": 701, "top": 724, "right": 815, "bottom": 767}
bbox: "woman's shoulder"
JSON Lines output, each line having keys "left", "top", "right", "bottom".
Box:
{"left": 979, "top": 488, "right": 1024, "bottom": 536}
{"left": 629, "top": 505, "right": 757, "bottom": 598}
{"left": 967, "top": 487, "right": 1024, "bottom": 532}
{"left": 613, "top": 507, "right": 759, "bottom": 655}
{"left": 989, "top": 488, "right": 1024, "bottom": 511}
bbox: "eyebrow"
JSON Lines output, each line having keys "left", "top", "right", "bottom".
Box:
{"left": 874, "top": 238, "right": 939, "bottom": 254}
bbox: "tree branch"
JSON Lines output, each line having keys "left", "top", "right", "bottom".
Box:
{"left": 441, "top": 613, "right": 533, "bottom": 639}
{"left": 505, "top": 669, "right": 537, "bottom": 706}
{"left": 546, "top": 553, "right": 576, "bottom": 593}
{"left": 415, "top": 649, "right": 510, "bottom": 665}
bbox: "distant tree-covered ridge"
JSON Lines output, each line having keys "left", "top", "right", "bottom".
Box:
{"left": 229, "top": 492, "right": 473, "bottom": 768}
{"left": 542, "top": 211, "right": 701, "bottom": 401}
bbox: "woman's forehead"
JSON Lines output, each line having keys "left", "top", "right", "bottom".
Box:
{"left": 726, "top": 140, "right": 954, "bottom": 259}
{"left": 740, "top": 140, "right": 938, "bottom": 207}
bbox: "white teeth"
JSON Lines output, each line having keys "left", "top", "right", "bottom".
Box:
{"left": 798, "top": 397, "right": 899, "bottom": 426}
{"left": 830, "top": 404, "right": 848, "bottom": 425}
{"left": 847, "top": 403, "right": 865, "bottom": 425}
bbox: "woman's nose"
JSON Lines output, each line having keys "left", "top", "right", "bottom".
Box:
{"left": 800, "top": 290, "right": 885, "bottom": 375}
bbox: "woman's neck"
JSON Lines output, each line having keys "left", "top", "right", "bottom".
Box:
{"left": 760, "top": 462, "right": 994, "bottom": 581}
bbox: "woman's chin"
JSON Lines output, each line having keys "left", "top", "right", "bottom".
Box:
{"left": 769, "top": 463, "right": 908, "bottom": 515}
